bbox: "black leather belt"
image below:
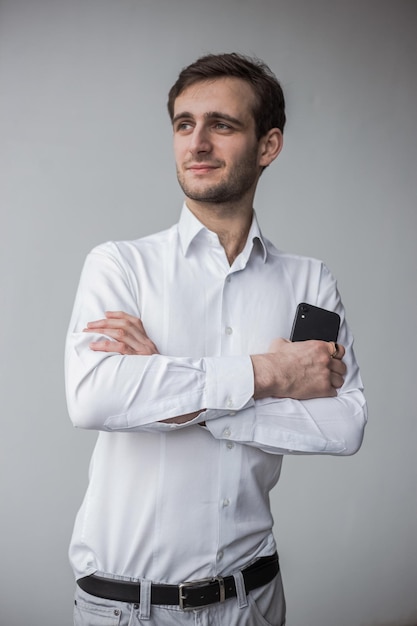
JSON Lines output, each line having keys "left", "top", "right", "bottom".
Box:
{"left": 77, "top": 553, "right": 279, "bottom": 611}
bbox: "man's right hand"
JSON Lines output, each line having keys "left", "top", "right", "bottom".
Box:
{"left": 251, "top": 338, "right": 346, "bottom": 401}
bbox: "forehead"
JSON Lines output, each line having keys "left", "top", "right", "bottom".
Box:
{"left": 173, "top": 77, "right": 256, "bottom": 122}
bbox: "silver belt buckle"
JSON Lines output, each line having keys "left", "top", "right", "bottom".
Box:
{"left": 179, "top": 576, "right": 225, "bottom": 611}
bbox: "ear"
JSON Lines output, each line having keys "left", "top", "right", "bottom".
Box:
{"left": 258, "top": 129, "right": 284, "bottom": 168}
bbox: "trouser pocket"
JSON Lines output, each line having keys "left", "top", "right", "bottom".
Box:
{"left": 74, "top": 588, "right": 125, "bottom": 626}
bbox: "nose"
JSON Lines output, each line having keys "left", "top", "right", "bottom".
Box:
{"left": 189, "top": 124, "right": 212, "bottom": 155}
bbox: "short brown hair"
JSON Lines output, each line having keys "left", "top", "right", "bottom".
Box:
{"left": 167, "top": 52, "right": 286, "bottom": 139}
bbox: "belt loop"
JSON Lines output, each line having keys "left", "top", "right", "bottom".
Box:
{"left": 233, "top": 570, "right": 248, "bottom": 609}
{"left": 139, "top": 579, "right": 152, "bottom": 620}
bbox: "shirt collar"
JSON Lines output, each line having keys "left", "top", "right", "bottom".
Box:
{"left": 178, "top": 203, "right": 268, "bottom": 264}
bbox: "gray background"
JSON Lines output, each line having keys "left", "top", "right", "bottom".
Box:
{"left": 1, "top": 1, "right": 416, "bottom": 625}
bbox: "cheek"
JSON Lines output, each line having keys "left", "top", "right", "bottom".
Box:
{"left": 173, "top": 144, "right": 186, "bottom": 167}
{"left": 229, "top": 144, "right": 259, "bottom": 168}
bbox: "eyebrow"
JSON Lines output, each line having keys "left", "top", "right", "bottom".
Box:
{"left": 172, "top": 111, "right": 245, "bottom": 128}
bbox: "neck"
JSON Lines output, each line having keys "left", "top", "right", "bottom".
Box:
{"left": 186, "top": 199, "right": 253, "bottom": 265}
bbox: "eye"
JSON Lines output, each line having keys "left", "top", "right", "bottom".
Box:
{"left": 174, "top": 121, "right": 193, "bottom": 133}
{"left": 214, "top": 122, "right": 232, "bottom": 131}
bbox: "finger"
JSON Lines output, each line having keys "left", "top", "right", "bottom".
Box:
{"left": 329, "top": 357, "right": 347, "bottom": 376}
{"left": 328, "top": 341, "right": 338, "bottom": 358}
{"left": 86, "top": 315, "right": 148, "bottom": 341}
{"left": 85, "top": 319, "right": 136, "bottom": 330}
{"left": 330, "top": 371, "right": 345, "bottom": 389}
{"left": 87, "top": 328, "right": 158, "bottom": 354}
{"left": 334, "top": 343, "right": 345, "bottom": 359}
{"left": 85, "top": 327, "right": 135, "bottom": 342}
{"left": 329, "top": 357, "right": 346, "bottom": 388}
{"left": 84, "top": 311, "right": 142, "bottom": 328}
{"left": 327, "top": 341, "right": 346, "bottom": 361}
{"left": 84, "top": 319, "right": 143, "bottom": 341}
{"left": 84, "top": 319, "right": 110, "bottom": 329}
{"left": 105, "top": 311, "right": 144, "bottom": 327}
{"left": 332, "top": 343, "right": 345, "bottom": 360}
{"left": 83, "top": 325, "right": 136, "bottom": 342}
{"left": 84, "top": 312, "right": 159, "bottom": 354}
{"left": 89, "top": 337, "right": 158, "bottom": 356}
{"left": 89, "top": 339, "right": 134, "bottom": 355}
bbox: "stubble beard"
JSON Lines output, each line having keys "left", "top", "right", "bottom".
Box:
{"left": 177, "top": 150, "right": 260, "bottom": 205}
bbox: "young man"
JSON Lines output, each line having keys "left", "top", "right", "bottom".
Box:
{"left": 66, "top": 53, "right": 367, "bottom": 626}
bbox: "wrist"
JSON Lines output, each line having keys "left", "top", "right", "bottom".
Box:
{"left": 250, "top": 354, "right": 276, "bottom": 400}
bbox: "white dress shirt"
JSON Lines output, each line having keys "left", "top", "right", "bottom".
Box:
{"left": 65, "top": 204, "right": 367, "bottom": 584}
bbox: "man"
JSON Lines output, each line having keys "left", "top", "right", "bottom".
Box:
{"left": 65, "top": 53, "right": 367, "bottom": 625}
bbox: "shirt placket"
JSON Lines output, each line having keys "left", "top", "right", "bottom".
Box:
{"left": 215, "top": 268, "right": 243, "bottom": 568}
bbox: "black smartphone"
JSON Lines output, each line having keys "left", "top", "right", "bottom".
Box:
{"left": 290, "top": 303, "right": 340, "bottom": 342}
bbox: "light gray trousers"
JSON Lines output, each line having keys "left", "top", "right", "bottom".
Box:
{"left": 73, "top": 571, "right": 286, "bottom": 626}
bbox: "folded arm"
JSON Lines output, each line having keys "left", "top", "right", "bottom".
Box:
{"left": 65, "top": 247, "right": 254, "bottom": 431}
{"left": 65, "top": 244, "right": 367, "bottom": 452}
{"left": 76, "top": 309, "right": 365, "bottom": 456}
{"left": 83, "top": 311, "right": 201, "bottom": 424}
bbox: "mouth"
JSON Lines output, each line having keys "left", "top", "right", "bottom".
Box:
{"left": 185, "top": 163, "right": 221, "bottom": 175}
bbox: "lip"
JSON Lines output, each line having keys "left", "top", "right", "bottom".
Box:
{"left": 186, "top": 164, "right": 219, "bottom": 173}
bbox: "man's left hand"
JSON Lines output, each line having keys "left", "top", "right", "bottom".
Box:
{"left": 83, "top": 311, "right": 159, "bottom": 355}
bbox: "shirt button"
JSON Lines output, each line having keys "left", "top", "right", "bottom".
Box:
{"left": 217, "top": 551, "right": 224, "bottom": 561}
{"left": 225, "top": 326, "right": 233, "bottom": 335}
{"left": 226, "top": 398, "right": 234, "bottom": 408}
{"left": 226, "top": 441, "right": 234, "bottom": 449}
{"left": 226, "top": 275, "right": 232, "bottom": 283}
{"left": 114, "top": 610, "right": 120, "bottom": 616}
{"left": 223, "top": 428, "right": 231, "bottom": 438}
{"left": 223, "top": 498, "right": 230, "bottom": 507}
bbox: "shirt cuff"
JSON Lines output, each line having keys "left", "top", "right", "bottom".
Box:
{"left": 203, "top": 355, "right": 254, "bottom": 411}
